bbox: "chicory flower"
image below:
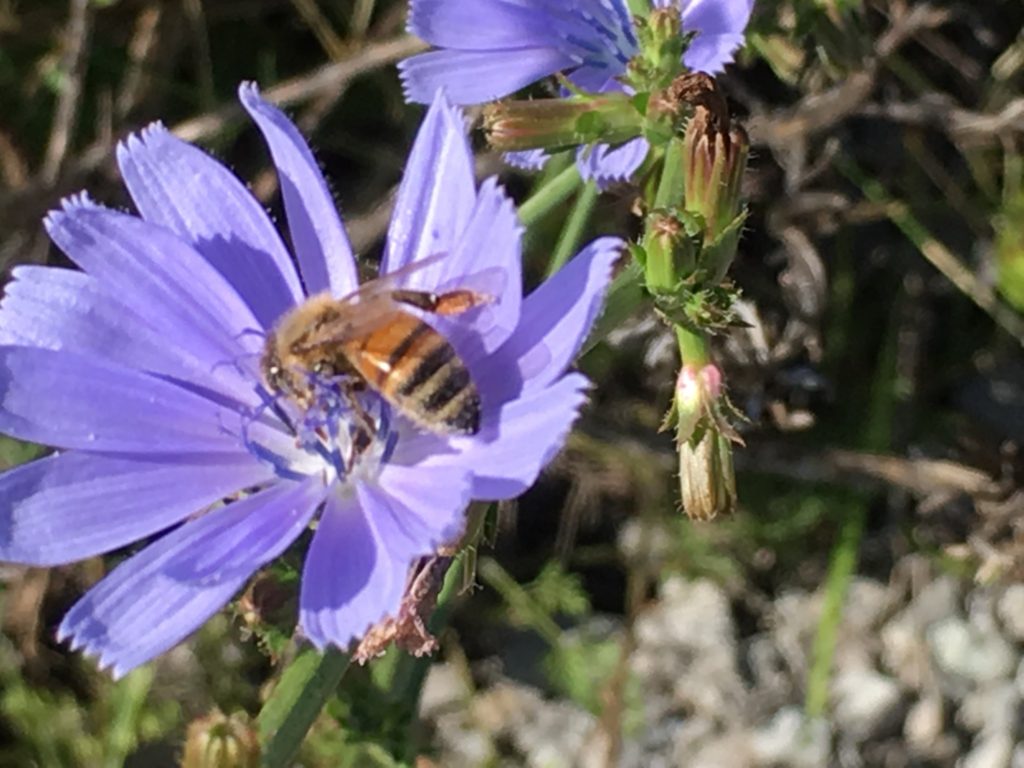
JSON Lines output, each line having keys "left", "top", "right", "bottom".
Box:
{"left": 400, "top": 0, "right": 754, "bottom": 187}
{"left": 0, "top": 85, "right": 620, "bottom": 675}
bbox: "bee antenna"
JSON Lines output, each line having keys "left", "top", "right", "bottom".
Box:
{"left": 234, "top": 327, "right": 267, "bottom": 341}
{"left": 211, "top": 350, "right": 263, "bottom": 377}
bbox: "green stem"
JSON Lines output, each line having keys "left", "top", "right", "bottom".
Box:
{"left": 478, "top": 557, "right": 563, "bottom": 647}
{"left": 258, "top": 647, "right": 351, "bottom": 767}
{"left": 387, "top": 557, "right": 465, "bottom": 711}
{"left": 580, "top": 259, "right": 645, "bottom": 357}
{"left": 518, "top": 163, "right": 582, "bottom": 228}
{"left": 653, "top": 136, "right": 686, "bottom": 210}
{"left": 805, "top": 498, "right": 865, "bottom": 717}
{"left": 103, "top": 668, "right": 154, "bottom": 768}
{"left": 547, "top": 181, "right": 599, "bottom": 277}
{"left": 676, "top": 325, "right": 710, "bottom": 367}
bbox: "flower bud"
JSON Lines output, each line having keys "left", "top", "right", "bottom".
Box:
{"left": 682, "top": 98, "right": 749, "bottom": 282}
{"left": 627, "top": 7, "right": 687, "bottom": 90}
{"left": 483, "top": 93, "right": 642, "bottom": 152}
{"left": 673, "top": 363, "right": 737, "bottom": 521}
{"left": 642, "top": 209, "right": 699, "bottom": 290}
{"left": 679, "top": 422, "right": 737, "bottom": 522}
{"left": 181, "top": 710, "right": 260, "bottom": 768}
{"left": 674, "top": 363, "right": 723, "bottom": 444}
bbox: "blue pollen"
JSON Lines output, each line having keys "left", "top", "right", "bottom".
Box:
{"left": 243, "top": 373, "right": 394, "bottom": 482}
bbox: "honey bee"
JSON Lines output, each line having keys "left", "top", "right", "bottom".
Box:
{"left": 260, "top": 259, "right": 490, "bottom": 439}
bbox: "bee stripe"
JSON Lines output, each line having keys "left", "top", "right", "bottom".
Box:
{"left": 384, "top": 322, "right": 433, "bottom": 374}
{"left": 421, "top": 366, "right": 471, "bottom": 414}
{"left": 435, "top": 384, "right": 481, "bottom": 433}
{"left": 395, "top": 338, "right": 455, "bottom": 398}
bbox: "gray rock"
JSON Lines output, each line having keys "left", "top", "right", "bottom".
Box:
{"left": 770, "top": 590, "right": 820, "bottom": 681}
{"left": 997, "top": 585, "right": 1024, "bottom": 642}
{"left": 958, "top": 681, "right": 1021, "bottom": 735}
{"left": 962, "top": 733, "right": 1015, "bottom": 768}
{"left": 632, "top": 577, "right": 744, "bottom": 723}
{"left": 420, "top": 662, "right": 472, "bottom": 718}
{"left": 881, "top": 610, "right": 934, "bottom": 689}
{"left": 749, "top": 708, "right": 829, "bottom": 768}
{"left": 470, "top": 680, "right": 599, "bottom": 768}
{"left": 904, "top": 693, "right": 958, "bottom": 762}
{"left": 831, "top": 665, "right": 904, "bottom": 741}
{"left": 1016, "top": 658, "right": 1024, "bottom": 699}
{"left": 928, "top": 616, "right": 1017, "bottom": 685}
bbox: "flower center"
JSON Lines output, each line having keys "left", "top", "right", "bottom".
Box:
{"left": 242, "top": 371, "right": 395, "bottom": 485}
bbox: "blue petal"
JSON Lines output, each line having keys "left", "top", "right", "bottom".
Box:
{"left": 457, "top": 372, "right": 591, "bottom": 500}
{"left": 117, "top": 125, "right": 303, "bottom": 327}
{"left": 505, "top": 149, "right": 552, "bottom": 172}
{"left": 382, "top": 91, "right": 476, "bottom": 275}
{"left": 44, "top": 203, "right": 262, "bottom": 401}
{"left": 400, "top": 47, "right": 574, "bottom": 105}
{"left": 238, "top": 82, "right": 358, "bottom": 298}
{"left": 576, "top": 137, "right": 649, "bottom": 190}
{"left": 162, "top": 477, "right": 324, "bottom": 582}
{"left": 409, "top": 0, "right": 561, "bottom": 50}
{"left": 0, "top": 451, "right": 274, "bottom": 566}
{"left": 0, "top": 346, "right": 251, "bottom": 454}
{"left": 300, "top": 464, "right": 469, "bottom": 649}
{"left": 299, "top": 491, "right": 398, "bottom": 649}
{"left": 684, "top": 32, "right": 748, "bottom": 72}
{"left": 0, "top": 266, "right": 226, "bottom": 392}
{"left": 482, "top": 236, "right": 622, "bottom": 399}
{"left": 679, "top": 0, "right": 754, "bottom": 36}
{"left": 678, "top": 0, "right": 753, "bottom": 72}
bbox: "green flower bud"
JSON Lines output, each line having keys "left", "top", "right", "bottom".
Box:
{"left": 181, "top": 710, "right": 260, "bottom": 768}
{"left": 627, "top": 7, "right": 689, "bottom": 90}
{"left": 642, "top": 209, "right": 700, "bottom": 290}
{"left": 482, "top": 93, "right": 643, "bottom": 152}
{"left": 681, "top": 94, "right": 749, "bottom": 281}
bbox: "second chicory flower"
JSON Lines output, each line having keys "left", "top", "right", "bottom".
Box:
{"left": 400, "top": 0, "right": 754, "bottom": 186}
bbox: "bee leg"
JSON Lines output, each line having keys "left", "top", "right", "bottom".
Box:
{"left": 391, "top": 289, "right": 492, "bottom": 317}
{"left": 339, "top": 384, "right": 378, "bottom": 467}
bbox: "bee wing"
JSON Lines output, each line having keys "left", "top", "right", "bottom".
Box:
{"left": 294, "top": 292, "right": 401, "bottom": 353}
{"left": 343, "top": 252, "right": 451, "bottom": 302}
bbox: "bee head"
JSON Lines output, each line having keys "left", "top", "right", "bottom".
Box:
{"left": 259, "top": 337, "right": 285, "bottom": 394}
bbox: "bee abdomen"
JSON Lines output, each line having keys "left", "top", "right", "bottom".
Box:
{"left": 392, "top": 332, "right": 481, "bottom": 435}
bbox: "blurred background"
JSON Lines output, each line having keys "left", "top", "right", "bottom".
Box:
{"left": 1, "top": 0, "right": 1024, "bottom": 765}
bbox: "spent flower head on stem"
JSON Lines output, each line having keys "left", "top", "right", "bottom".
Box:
{"left": 400, "top": 0, "right": 754, "bottom": 187}
{"left": 0, "top": 85, "right": 621, "bottom": 676}
{"left": 673, "top": 363, "right": 740, "bottom": 521}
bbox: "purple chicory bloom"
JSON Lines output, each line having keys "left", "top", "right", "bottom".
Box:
{"left": 400, "top": 0, "right": 754, "bottom": 188}
{"left": 0, "top": 85, "right": 621, "bottom": 676}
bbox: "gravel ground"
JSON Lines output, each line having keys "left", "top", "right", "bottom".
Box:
{"left": 419, "top": 557, "right": 1024, "bottom": 767}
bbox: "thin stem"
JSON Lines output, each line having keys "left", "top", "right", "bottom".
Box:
{"left": 547, "top": 180, "right": 599, "bottom": 277}
{"left": 675, "top": 325, "right": 710, "bottom": 367}
{"left": 258, "top": 647, "right": 351, "bottom": 768}
{"left": 653, "top": 136, "right": 686, "bottom": 210}
{"left": 518, "top": 163, "right": 583, "bottom": 228}
{"left": 388, "top": 557, "right": 465, "bottom": 709}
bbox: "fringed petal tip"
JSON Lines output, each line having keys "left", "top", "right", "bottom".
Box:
{"left": 504, "top": 149, "right": 551, "bottom": 172}
{"left": 43, "top": 192, "right": 100, "bottom": 231}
